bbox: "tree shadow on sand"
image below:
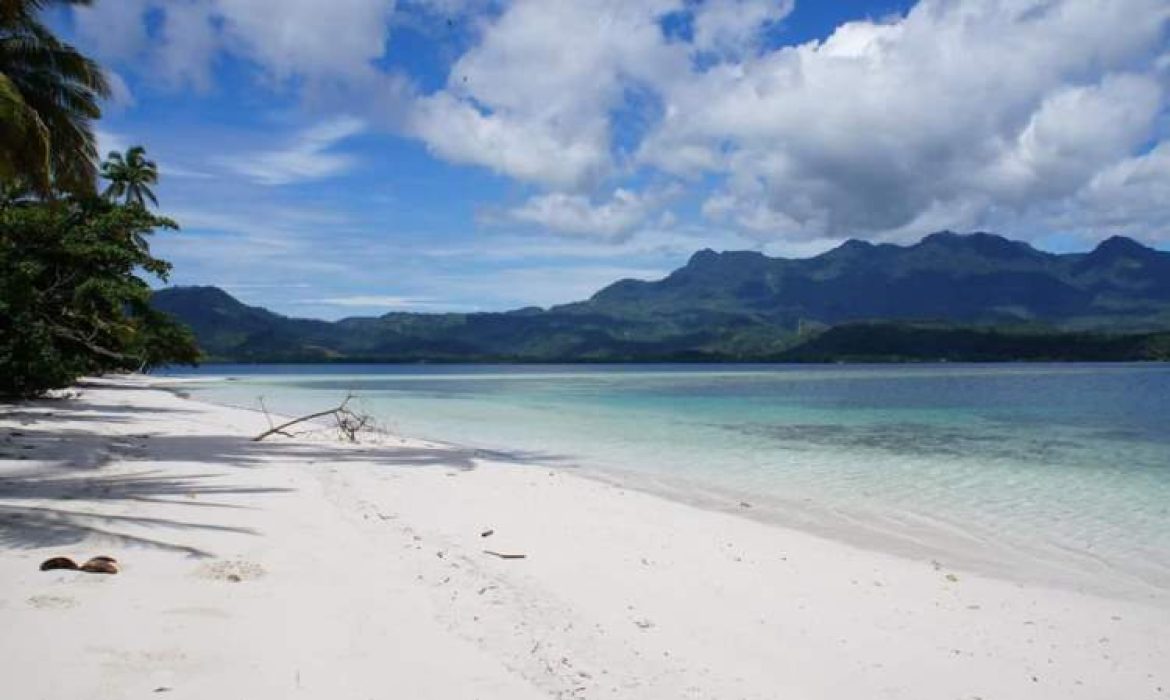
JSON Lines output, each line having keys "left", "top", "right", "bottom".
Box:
{"left": 0, "top": 467, "right": 287, "bottom": 557}
{"left": 1, "top": 390, "right": 573, "bottom": 557}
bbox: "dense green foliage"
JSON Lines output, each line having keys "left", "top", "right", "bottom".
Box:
{"left": 776, "top": 323, "right": 1170, "bottom": 363}
{"left": 152, "top": 232, "right": 1170, "bottom": 364}
{"left": 0, "top": 4, "right": 199, "bottom": 397}
{"left": 0, "top": 196, "right": 199, "bottom": 397}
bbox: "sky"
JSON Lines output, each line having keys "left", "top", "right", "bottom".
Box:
{"left": 53, "top": 0, "right": 1170, "bottom": 319}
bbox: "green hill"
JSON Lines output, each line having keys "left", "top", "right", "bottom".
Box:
{"left": 152, "top": 232, "right": 1170, "bottom": 363}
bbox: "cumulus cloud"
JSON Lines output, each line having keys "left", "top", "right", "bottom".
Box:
{"left": 406, "top": 0, "right": 690, "bottom": 189}
{"left": 216, "top": 117, "right": 366, "bottom": 185}
{"left": 216, "top": 0, "right": 397, "bottom": 80}
{"left": 691, "top": 0, "right": 795, "bottom": 57}
{"left": 409, "top": 93, "right": 613, "bottom": 188}
{"left": 73, "top": 0, "right": 1170, "bottom": 246}
{"left": 502, "top": 187, "right": 671, "bottom": 239}
{"left": 1036, "top": 143, "right": 1170, "bottom": 241}
{"left": 73, "top": 0, "right": 398, "bottom": 90}
{"left": 642, "top": 0, "right": 1170, "bottom": 240}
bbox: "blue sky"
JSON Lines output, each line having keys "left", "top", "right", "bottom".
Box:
{"left": 56, "top": 0, "right": 1170, "bottom": 319}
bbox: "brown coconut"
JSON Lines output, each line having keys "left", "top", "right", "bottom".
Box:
{"left": 39, "top": 556, "right": 79, "bottom": 571}
{"left": 79, "top": 556, "right": 119, "bottom": 574}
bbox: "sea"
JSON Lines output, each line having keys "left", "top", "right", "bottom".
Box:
{"left": 159, "top": 363, "right": 1170, "bottom": 599}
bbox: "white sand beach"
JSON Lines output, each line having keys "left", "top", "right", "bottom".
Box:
{"left": 1, "top": 377, "right": 1168, "bottom": 699}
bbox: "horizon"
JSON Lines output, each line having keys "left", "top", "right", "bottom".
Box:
{"left": 160, "top": 229, "right": 1166, "bottom": 322}
{"left": 51, "top": 0, "right": 1170, "bottom": 319}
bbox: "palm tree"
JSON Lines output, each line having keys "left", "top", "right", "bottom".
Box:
{"left": 101, "top": 146, "right": 158, "bottom": 208}
{"left": 0, "top": 0, "right": 109, "bottom": 196}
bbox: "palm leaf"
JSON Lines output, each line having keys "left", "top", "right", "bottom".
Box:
{"left": 0, "top": 70, "right": 49, "bottom": 192}
{"left": 0, "top": 3, "right": 108, "bottom": 194}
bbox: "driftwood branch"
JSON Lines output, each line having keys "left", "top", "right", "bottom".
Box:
{"left": 252, "top": 394, "right": 372, "bottom": 442}
{"left": 257, "top": 397, "right": 294, "bottom": 438}
{"left": 483, "top": 550, "right": 527, "bottom": 560}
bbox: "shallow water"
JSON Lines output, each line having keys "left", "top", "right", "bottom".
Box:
{"left": 162, "top": 363, "right": 1170, "bottom": 596}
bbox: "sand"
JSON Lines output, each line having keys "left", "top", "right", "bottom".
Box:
{"left": 1, "top": 376, "right": 1167, "bottom": 699}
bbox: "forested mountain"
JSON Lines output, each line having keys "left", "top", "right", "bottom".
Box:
{"left": 577, "top": 232, "right": 1170, "bottom": 329}
{"left": 152, "top": 232, "right": 1170, "bottom": 362}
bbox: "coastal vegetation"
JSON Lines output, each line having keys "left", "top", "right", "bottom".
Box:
{"left": 3, "top": 2, "right": 1167, "bottom": 392}
{"left": 0, "top": 0, "right": 197, "bottom": 397}
{"left": 152, "top": 232, "right": 1170, "bottom": 364}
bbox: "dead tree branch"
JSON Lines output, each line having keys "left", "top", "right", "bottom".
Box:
{"left": 252, "top": 393, "right": 373, "bottom": 442}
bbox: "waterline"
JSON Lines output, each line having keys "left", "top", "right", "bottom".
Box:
{"left": 162, "top": 363, "right": 1170, "bottom": 599}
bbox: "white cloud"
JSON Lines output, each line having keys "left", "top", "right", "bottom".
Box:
{"left": 74, "top": 0, "right": 399, "bottom": 90}
{"left": 75, "top": 0, "right": 1170, "bottom": 250}
{"left": 155, "top": 1, "right": 220, "bottom": 91}
{"left": 641, "top": 0, "right": 1170, "bottom": 241}
{"left": 71, "top": 0, "right": 152, "bottom": 63}
{"left": 409, "top": 93, "right": 612, "bottom": 188}
{"left": 1035, "top": 142, "right": 1170, "bottom": 241}
{"left": 162, "top": 164, "right": 215, "bottom": 180}
{"left": 301, "top": 295, "right": 440, "bottom": 308}
{"left": 214, "top": 0, "right": 397, "bottom": 81}
{"left": 502, "top": 187, "right": 671, "bottom": 239}
{"left": 103, "top": 71, "right": 136, "bottom": 110}
{"left": 216, "top": 117, "right": 366, "bottom": 185}
{"left": 406, "top": 0, "right": 690, "bottom": 189}
{"left": 701, "top": 190, "right": 811, "bottom": 236}
{"left": 691, "top": 0, "right": 794, "bottom": 57}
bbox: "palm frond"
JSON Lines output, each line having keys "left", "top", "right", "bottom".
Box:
{"left": 0, "top": 4, "right": 107, "bottom": 194}
{"left": 0, "top": 71, "right": 50, "bottom": 193}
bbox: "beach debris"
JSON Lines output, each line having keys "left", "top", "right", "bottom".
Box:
{"left": 27, "top": 594, "right": 77, "bottom": 609}
{"left": 945, "top": 573, "right": 959, "bottom": 582}
{"left": 483, "top": 550, "right": 527, "bottom": 560}
{"left": 80, "top": 556, "right": 119, "bottom": 574}
{"left": 39, "top": 556, "right": 79, "bottom": 571}
{"left": 253, "top": 393, "right": 373, "bottom": 442}
{"left": 481, "top": 529, "right": 495, "bottom": 538}
{"left": 739, "top": 501, "right": 752, "bottom": 509}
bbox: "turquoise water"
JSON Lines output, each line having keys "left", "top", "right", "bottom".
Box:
{"left": 162, "top": 363, "right": 1170, "bottom": 596}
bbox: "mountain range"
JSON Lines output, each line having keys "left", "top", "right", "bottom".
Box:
{"left": 152, "top": 232, "right": 1170, "bottom": 363}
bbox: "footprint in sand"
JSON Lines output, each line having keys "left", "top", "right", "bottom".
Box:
{"left": 28, "top": 594, "right": 77, "bottom": 610}
{"left": 195, "top": 559, "right": 266, "bottom": 583}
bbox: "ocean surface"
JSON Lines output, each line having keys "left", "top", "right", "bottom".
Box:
{"left": 160, "top": 363, "right": 1170, "bottom": 597}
